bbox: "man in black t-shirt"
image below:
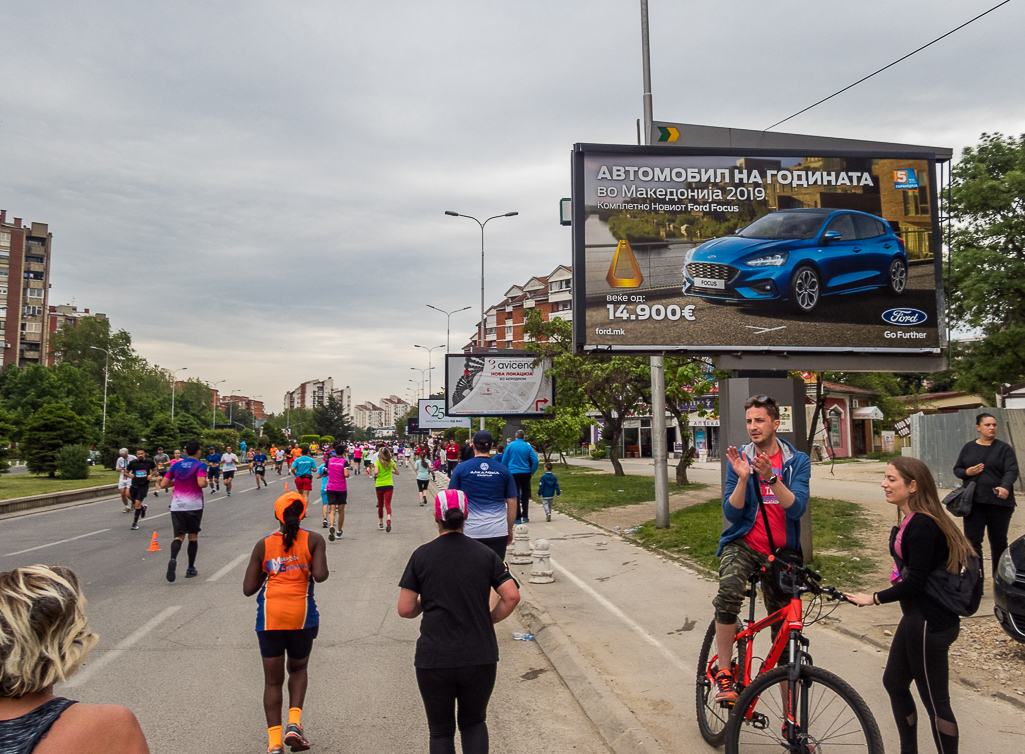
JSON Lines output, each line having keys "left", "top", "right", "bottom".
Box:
{"left": 126, "top": 448, "right": 157, "bottom": 531}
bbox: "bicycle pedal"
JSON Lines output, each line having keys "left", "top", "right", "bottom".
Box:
{"left": 749, "top": 712, "right": 769, "bottom": 730}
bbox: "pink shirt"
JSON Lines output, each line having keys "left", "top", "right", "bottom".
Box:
{"left": 891, "top": 512, "right": 916, "bottom": 583}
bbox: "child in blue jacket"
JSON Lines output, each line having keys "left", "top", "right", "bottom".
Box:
{"left": 536, "top": 462, "right": 561, "bottom": 522}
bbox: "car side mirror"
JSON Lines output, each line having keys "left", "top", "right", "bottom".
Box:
{"left": 823, "top": 231, "right": 842, "bottom": 243}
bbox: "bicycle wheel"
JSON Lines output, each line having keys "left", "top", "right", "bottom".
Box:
{"left": 696, "top": 618, "right": 745, "bottom": 747}
{"left": 724, "top": 665, "right": 883, "bottom": 754}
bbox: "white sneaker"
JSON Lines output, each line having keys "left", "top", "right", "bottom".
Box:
{"left": 378, "top": 522, "right": 385, "bottom": 530}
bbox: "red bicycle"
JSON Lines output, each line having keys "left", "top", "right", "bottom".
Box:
{"left": 696, "top": 558, "right": 882, "bottom": 753}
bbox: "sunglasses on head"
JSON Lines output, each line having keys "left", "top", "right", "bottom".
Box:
{"left": 750, "top": 395, "right": 772, "bottom": 404}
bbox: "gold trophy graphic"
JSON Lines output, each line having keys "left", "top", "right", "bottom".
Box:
{"left": 606, "top": 239, "right": 643, "bottom": 288}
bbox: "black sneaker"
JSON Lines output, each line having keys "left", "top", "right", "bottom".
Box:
{"left": 328, "top": 526, "right": 335, "bottom": 542}
{"left": 185, "top": 567, "right": 198, "bottom": 578}
{"left": 386, "top": 521, "right": 392, "bottom": 533}
{"left": 131, "top": 524, "right": 139, "bottom": 530}
{"left": 141, "top": 504, "right": 148, "bottom": 519}
{"left": 166, "top": 558, "right": 177, "bottom": 583}
{"left": 322, "top": 519, "right": 328, "bottom": 528}
{"left": 283, "top": 722, "right": 310, "bottom": 752}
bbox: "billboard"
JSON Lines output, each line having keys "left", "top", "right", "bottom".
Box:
{"left": 445, "top": 353, "right": 554, "bottom": 417}
{"left": 572, "top": 143, "right": 945, "bottom": 355}
{"left": 418, "top": 399, "right": 472, "bottom": 429}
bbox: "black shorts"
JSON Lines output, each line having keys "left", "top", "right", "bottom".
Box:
{"left": 171, "top": 510, "right": 203, "bottom": 537}
{"left": 257, "top": 625, "right": 319, "bottom": 659}
{"left": 474, "top": 535, "right": 508, "bottom": 562}
{"left": 208, "top": 468, "right": 221, "bottom": 479}
{"left": 416, "top": 479, "right": 429, "bottom": 492}
{"left": 253, "top": 465, "right": 265, "bottom": 476}
{"left": 222, "top": 470, "right": 235, "bottom": 480}
{"left": 363, "top": 458, "right": 371, "bottom": 467}
{"left": 129, "top": 483, "right": 149, "bottom": 503}
{"left": 325, "top": 490, "right": 347, "bottom": 507}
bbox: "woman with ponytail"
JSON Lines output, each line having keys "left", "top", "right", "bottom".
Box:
{"left": 244, "top": 492, "right": 328, "bottom": 754}
{"left": 846, "top": 457, "right": 975, "bottom": 754}
{"left": 373, "top": 446, "right": 399, "bottom": 532}
{"left": 398, "top": 490, "right": 520, "bottom": 754}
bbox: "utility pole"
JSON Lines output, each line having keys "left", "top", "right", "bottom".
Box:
{"left": 640, "top": 0, "right": 670, "bottom": 529}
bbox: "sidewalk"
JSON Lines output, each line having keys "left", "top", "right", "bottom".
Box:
{"left": 505, "top": 509, "right": 1025, "bottom": 754}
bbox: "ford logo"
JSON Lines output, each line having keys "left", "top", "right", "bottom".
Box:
{"left": 881, "top": 308, "right": 928, "bottom": 326}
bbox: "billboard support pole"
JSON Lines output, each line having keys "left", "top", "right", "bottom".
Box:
{"left": 639, "top": 0, "right": 670, "bottom": 529}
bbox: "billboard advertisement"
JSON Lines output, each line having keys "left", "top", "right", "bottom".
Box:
{"left": 418, "top": 399, "right": 472, "bottom": 429}
{"left": 445, "top": 354, "right": 554, "bottom": 417}
{"left": 572, "top": 144, "right": 945, "bottom": 354}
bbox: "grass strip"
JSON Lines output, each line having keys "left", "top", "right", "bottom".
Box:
{"left": 553, "top": 464, "right": 706, "bottom": 514}
{"left": 0, "top": 468, "right": 121, "bottom": 501}
{"left": 632, "top": 496, "right": 876, "bottom": 589}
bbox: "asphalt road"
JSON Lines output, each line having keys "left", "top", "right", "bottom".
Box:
{"left": 0, "top": 466, "right": 608, "bottom": 754}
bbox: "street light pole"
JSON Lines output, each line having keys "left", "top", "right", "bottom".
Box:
{"left": 171, "top": 367, "right": 187, "bottom": 421}
{"left": 426, "top": 304, "right": 471, "bottom": 354}
{"left": 414, "top": 344, "right": 445, "bottom": 396}
{"left": 89, "top": 346, "right": 110, "bottom": 434}
{"left": 409, "top": 378, "right": 425, "bottom": 399}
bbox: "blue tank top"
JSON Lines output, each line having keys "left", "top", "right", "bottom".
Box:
{"left": 0, "top": 697, "right": 77, "bottom": 754}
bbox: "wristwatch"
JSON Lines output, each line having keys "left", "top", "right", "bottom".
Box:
{"left": 766, "top": 474, "right": 778, "bottom": 485}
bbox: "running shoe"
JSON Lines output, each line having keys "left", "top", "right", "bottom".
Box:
{"left": 131, "top": 524, "right": 139, "bottom": 530}
{"left": 166, "top": 557, "right": 177, "bottom": 583}
{"left": 283, "top": 722, "right": 310, "bottom": 752}
{"left": 714, "top": 669, "right": 737, "bottom": 703}
{"left": 514, "top": 518, "right": 522, "bottom": 525}
{"left": 123, "top": 505, "right": 131, "bottom": 513}
{"left": 226, "top": 491, "right": 231, "bottom": 497}
{"left": 328, "top": 526, "right": 335, "bottom": 542}
{"left": 378, "top": 523, "right": 384, "bottom": 530}
{"left": 322, "top": 519, "right": 329, "bottom": 528}
{"left": 267, "top": 748, "right": 285, "bottom": 754}
{"left": 185, "top": 567, "right": 198, "bottom": 578}
{"left": 523, "top": 517, "right": 529, "bottom": 523}
{"left": 386, "top": 521, "right": 391, "bottom": 533}
{"left": 547, "top": 513, "right": 551, "bottom": 522}
{"left": 141, "top": 504, "right": 148, "bottom": 518}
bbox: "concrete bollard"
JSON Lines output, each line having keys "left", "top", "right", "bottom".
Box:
{"left": 529, "top": 539, "right": 554, "bottom": 584}
{"left": 509, "top": 523, "right": 533, "bottom": 564}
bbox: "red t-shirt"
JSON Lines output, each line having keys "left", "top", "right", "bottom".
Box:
{"left": 743, "top": 449, "right": 786, "bottom": 557}
{"left": 446, "top": 443, "right": 460, "bottom": 461}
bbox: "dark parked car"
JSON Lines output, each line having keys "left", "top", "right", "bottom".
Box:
{"left": 994, "top": 534, "right": 1025, "bottom": 643}
{"left": 682, "top": 208, "right": 908, "bottom": 313}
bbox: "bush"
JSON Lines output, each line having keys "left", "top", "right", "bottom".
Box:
{"left": 300, "top": 434, "right": 319, "bottom": 447}
{"left": 320, "top": 435, "right": 335, "bottom": 445}
{"left": 200, "top": 429, "right": 240, "bottom": 453}
{"left": 57, "top": 444, "right": 91, "bottom": 479}
{"left": 590, "top": 447, "right": 607, "bottom": 459}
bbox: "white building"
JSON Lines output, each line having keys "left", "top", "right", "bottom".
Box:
{"left": 354, "top": 402, "right": 385, "bottom": 429}
{"left": 283, "top": 378, "right": 351, "bottom": 415}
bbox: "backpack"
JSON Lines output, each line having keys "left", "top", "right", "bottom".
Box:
{"left": 891, "top": 527, "right": 983, "bottom": 617}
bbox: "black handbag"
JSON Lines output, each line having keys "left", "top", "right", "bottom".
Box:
{"left": 755, "top": 475, "right": 804, "bottom": 594}
{"left": 891, "top": 527, "right": 982, "bottom": 617}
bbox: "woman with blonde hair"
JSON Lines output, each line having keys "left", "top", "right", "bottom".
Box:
{"left": 373, "top": 446, "right": 399, "bottom": 532}
{"left": 0, "top": 565, "right": 149, "bottom": 753}
{"left": 846, "top": 457, "right": 975, "bottom": 754}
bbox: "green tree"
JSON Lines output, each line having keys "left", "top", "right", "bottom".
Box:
{"left": 522, "top": 407, "right": 594, "bottom": 465}
{"left": 175, "top": 412, "right": 205, "bottom": 446}
{"left": 99, "top": 412, "right": 144, "bottom": 467}
{"left": 261, "top": 421, "right": 287, "bottom": 447}
{"left": 146, "top": 412, "right": 180, "bottom": 454}
{"left": 201, "top": 429, "right": 240, "bottom": 453}
{"left": 314, "top": 394, "right": 354, "bottom": 442}
{"left": 664, "top": 357, "right": 717, "bottom": 485}
{"left": 22, "top": 403, "right": 90, "bottom": 476}
{"left": 524, "top": 310, "right": 650, "bottom": 476}
{"left": 0, "top": 408, "right": 19, "bottom": 475}
{"left": 56, "top": 444, "right": 91, "bottom": 480}
{"left": 947, "top": 132, "right": 1025, "bottom": 396}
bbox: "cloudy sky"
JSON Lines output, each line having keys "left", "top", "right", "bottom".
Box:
{"left": 2, "top": 0, "right": 1022, "bottom": 413}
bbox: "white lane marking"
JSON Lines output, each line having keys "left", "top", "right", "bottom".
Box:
{"left": 63, "top": 605, "right": 182, "bottom": 689}
{"left": 3, "top": 529, "right": 112, "bottom": 558}
{"left": 207, "top": 552, "right": 250, "bottom": 582}
{"left": 549, "top": 556, "right": 687, "bottom": 672}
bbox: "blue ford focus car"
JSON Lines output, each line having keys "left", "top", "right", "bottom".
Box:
{"left": 681, "top": 208, "right": 908, "bottom": 314}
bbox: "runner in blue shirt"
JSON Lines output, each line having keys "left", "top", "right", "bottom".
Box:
{"left": 205, "top": 447, "right": 223, "bottom": 494}
{"left": 290, "top": 446, "right": 318, "bottom": 503}
{"left": 252, "top": 450, "right": 268, "bottom": 489}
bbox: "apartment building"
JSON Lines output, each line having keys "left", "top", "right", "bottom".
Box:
{"left": 218, "top": 394, "right": 266, "bottom": 420}
{"left": 465, "top": 264, "right": 571, "bottom": 350}
{"left": 353, "top": 402, "right": 385, "bottom": 429}
{"left": 47, "top": 305, "right": 108, "bottom": 365}
{"left": 379, "top": 395, "right": 412, "bottom": 426}
{"left": 0, "top": 210, "right": 52, "bottom": 367}
{"left": 283, "top": 377, "right": 351, "bottom": 415}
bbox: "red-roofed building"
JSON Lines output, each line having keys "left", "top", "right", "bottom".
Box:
{"left": 464, "top": 264, "right": 571, "bottom": 350}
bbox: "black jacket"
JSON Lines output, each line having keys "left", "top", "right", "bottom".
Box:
{"left": 953, "top": 439, "right": 1018, "bottom": 508}
{"left": 877, "top": 513, "right": 959, "bottom": 632}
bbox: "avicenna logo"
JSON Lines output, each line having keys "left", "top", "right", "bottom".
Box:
{"left": 881, "top": 308, "right": 928, "bottom": 326}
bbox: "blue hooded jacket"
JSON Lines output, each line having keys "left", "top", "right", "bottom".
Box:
{"left": 717, "top": 437, "right": 810, "bottom": 557}
{"left": 537, "top": 471, "right": 560, "bottom": 498}
{"left": 502, "top": 439, "right": 538, "bottom": 475}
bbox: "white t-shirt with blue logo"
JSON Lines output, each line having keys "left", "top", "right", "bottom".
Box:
{"left": 448, "top": 457, "right": 518, "bottom": 539}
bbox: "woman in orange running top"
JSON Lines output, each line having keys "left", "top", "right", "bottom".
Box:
{"left": 243, "top": 492, "right": 328, "bottom": 754}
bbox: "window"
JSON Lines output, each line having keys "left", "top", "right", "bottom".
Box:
{"left": 26, "top": 237, "right": 45, "bottom": 247}
{"left": 25, "top": 255, "right": 44, "bottom": 265}
{"left": 554, "top": 300, "right": 572, "bottom": 312}
{"left": 903, "top": 187, "right": 930, "bottom": 217}
{"left": 853, "top": 214, "right": 884, "bottom": 239}
{"left": 824, "top": 214, "right": 857, "bottom": 241}
{"left": 505, "top": 326, "right": 513, "bottom": 339}
{"left": 25, "top": 288, "right": 44, "bottom": 298}
{"left": 0, "top": 231, "right": 9, "bottom": 249}
{"left": 21, "top": 322, "right": 41, "bottom": 333}
{"left": 550, "top": 279, "right": 571, "bottom": 291}
{"left": 23, "top": 271, "right": 44, "bottom": 280}
{"left": 0, "top": 268, "right": 7, "bottom": 278}
{"left": 23, "top": 305, "right": 42, "bottom": 316}
{"left": 0, "top": 287, "right": 6, "bottom": 296}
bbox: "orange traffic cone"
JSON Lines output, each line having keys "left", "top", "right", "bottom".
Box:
{"left": 147, "top": 531, "right": 161, "bottom": 551}
{"left": 284, "top": 482, "right": 289, "bottom": 491}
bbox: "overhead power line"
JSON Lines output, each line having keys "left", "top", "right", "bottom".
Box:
{"left": 765, "top": 0, "right": 1013, "bottom": 131}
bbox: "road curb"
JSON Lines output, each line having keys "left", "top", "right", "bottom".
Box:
{"left": 515, "top": 588, "right": 662, "bottom": 754}
{"left": 0, "top": 483, "right": 120, "bottom": 516}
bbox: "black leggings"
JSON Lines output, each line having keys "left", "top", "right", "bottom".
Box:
{"left": 882, "top": 606, "right": 959, "bottom": 754}
{"left": 415, "top": 664, "right": 496, "bottom": 754}
{"left": 513, "top": 473, "right": 532, "bottom": 520}
{"left": 962, "top": 502, "right": 1014, "bottom": 575}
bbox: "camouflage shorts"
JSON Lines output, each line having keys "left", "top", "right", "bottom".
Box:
{"left": 713, "top": 539, "right": 788, "bottom": 625}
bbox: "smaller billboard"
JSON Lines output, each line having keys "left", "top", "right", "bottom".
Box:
{"left": 419, "top": 399, "right": 472, "bottom": 429}
{"left": 445, "top": 353, "right": 554, "bottom": 417}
